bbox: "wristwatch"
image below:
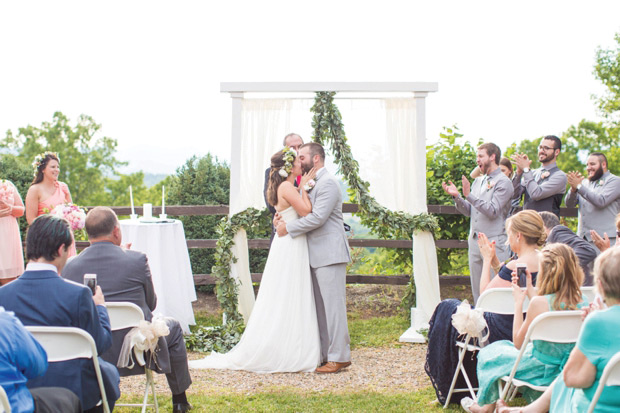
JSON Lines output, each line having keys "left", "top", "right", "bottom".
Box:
{"left": 523, "top": 167, "right": 530, "bottom": 173}
{"left": 576, "top": 183, "right": 582, "bottom": 191}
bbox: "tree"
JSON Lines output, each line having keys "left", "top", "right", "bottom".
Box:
{"left": 1, "top": 112, "right": 127, "bottom": 205}
{"left": 165, "top": 154, "right": 270, "bottom": 280}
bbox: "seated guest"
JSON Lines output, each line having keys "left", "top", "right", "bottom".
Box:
{"left": 0, "top": 215, "right": 120, "bottom": 412}
{"left": 62, "top": 206, "right": 192, "bottom": 413}
{"left": 539, "top": 211, "right": 598, "bottom": 285}
{"left": 462, "top": 244, "right": 588, "bottom": 413}
{"left": 425, "top": 209, "right": 546, "bottom": 405}
{"left": 497, "top": 247, "right": 620, "bottom": 412}
{"left": 0, "top": 306, "right": 81, "bottom": 413}
{"left": 591, "top": 212, "right": 620, "bottom": 254}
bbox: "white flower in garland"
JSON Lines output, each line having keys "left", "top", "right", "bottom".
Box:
{"left": 279, "top": 146, "right": 297, "bottom": 178}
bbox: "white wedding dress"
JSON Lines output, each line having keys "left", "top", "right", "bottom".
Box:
{"left": 189, "top": 206, "right": 321, "bottom": 373}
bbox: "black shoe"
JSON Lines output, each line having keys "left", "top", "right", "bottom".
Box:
{"left": 173, "top": 402, "right": 192, "bottom": 412}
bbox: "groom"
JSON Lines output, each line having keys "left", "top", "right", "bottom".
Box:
{"left": 275, "top": 142, "right": 352, "bottom": 373}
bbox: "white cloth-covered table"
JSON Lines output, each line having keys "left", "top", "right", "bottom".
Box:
{"left": 119, "top": 219, "right": 196, "bottom": 333}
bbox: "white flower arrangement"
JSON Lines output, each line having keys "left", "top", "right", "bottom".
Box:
{"left": 279, "top": 146, "right": 297, "bottom": 178}
{"left": 32, "top": 151, "right": 59, "bottom": 177}
{"left": 304, "top": 179, "right": 316, "bottom": 192}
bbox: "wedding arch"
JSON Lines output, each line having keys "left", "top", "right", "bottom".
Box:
{"left": 189, "top": 82, "right": 441, "bottom": 351}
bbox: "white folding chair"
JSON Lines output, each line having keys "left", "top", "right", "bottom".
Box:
{"left": 443, "top": 288, "right": 529, "bottom": 407}
{"left": 588, "top": 351, "right": 620, "bottom": 413}
{"left": 106, "top": 302, "right": 159, "bottom": 413}
{"left": 499, "top": 311, "right": 583, "bottom": 401}
{"left": 26, "top": 326, "right": 110, "bottom": 413}
{"left": 0, "top": 385, "right": 10, "bottom": 413}
{"left": 581, "top": 286, "right": 596, "bottom": 304}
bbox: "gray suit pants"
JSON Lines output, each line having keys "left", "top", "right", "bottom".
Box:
{"left": 311, "top": 263, "right": 351, "bottom": 363}
{"left": 469, "top": 233, "right": 509, "bottom": 304}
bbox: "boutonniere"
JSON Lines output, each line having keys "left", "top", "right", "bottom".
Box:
{"left": 304, "top": 179, "right": 316, "bottom": 192}
{"left": 540, "top": 170, "right": 550, "bottom": 180}
{"left": 598, "top": 179, "right": 605, "bottom": 187}
{"left": 486, "top": 180, "right": 495, "bottom": 191}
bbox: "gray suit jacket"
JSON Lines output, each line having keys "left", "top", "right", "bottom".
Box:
{"left": 455, "top": 167, "right": 514, "bottom": 238}
{"left": 547, "top": 225, "right": 597, "bottom": 284}
{"left": 287, "top": 168, "right": 351, "bottom": 268}
{"left": 565, "top": 171, "right": 620, "bottom": 241}
{"left": 62, "top": 242, "right": 170, "bottom": 374}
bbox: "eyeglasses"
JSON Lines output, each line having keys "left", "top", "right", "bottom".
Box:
{"left": 539, "top": 145, "right": 556, "bottom": 151}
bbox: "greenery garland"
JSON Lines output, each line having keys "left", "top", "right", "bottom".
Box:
{"left": 187, "top": 92, "right": 438, "bottom": 351}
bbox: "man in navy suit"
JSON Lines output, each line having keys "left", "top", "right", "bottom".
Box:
{"left": 0, "top": 215, "right": 120, "bottom": 412}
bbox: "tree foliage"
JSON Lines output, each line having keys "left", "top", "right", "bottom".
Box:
{"left": 1, "top": 112, "right": 127, "bottom": 205}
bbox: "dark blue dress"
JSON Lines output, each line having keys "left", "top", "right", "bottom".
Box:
{"left": 424, "top": 266, "right": 536, "bottom": 405}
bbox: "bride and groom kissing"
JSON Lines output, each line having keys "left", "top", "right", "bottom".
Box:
{"left": 190, "top": 141, "right": 352, "bottom": 374}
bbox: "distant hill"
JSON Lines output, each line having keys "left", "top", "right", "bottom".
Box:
{"left": 144, "top": 173, "right": 168, "bottom": 187}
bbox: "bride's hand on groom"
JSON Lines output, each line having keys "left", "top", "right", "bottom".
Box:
{"left": 299, "top": 167, "right": 317, "bottom": 189}
{"left": 273, "top": 213, "right": 281, "bottom": 228}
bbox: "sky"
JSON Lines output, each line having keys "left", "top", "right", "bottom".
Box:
{"left": 1, "top": 1, "right": 619, "bottom": 175}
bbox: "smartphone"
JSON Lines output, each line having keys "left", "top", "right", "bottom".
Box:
{"left": 84, "top": 273, "right": 97, "bottom": 295}
{"left": 516, "top": 264, "right": 527, "bottom": 287}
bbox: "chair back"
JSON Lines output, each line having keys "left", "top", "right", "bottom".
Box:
{"left": 106, "top": 302, "right": 145, "bottom": 331}
{"left": 588, "top": 351, "right": 620, "bottom": 413}
{"left": 477, "top": 288, "right": 529, "bottom": 314}
{"left": 581, "top": 286, "right": 596, "bottom": 304}
{"left": 524, "top": 311, "right": 583, "bottom": 344}
{"left": 25, "top": 326, "right": 110, "bottom": 413}
{"left": 0, "top": 385, "right": 10, "bottom": 413}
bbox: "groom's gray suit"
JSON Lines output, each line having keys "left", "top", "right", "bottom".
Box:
{"left": 286, "top": 168, "right": 352, "bottom": 363}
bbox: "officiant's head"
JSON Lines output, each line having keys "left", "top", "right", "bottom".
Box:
{"left": 298, "top": 143, "right": 325, "bottom": 174}
{"left": 85, "top": 206, "right": 122, "bottom": 246}
{"left": 283, "top": 133, "right": 303, "bottom": 151}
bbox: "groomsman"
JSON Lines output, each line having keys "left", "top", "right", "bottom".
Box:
{"left": 442, "top": 143, "right": 514, "bottom": 303}
{"left": 565, "top": 152, "right": 620, "bottom": 251}
{"left": 512, "top": 135, "right": 567, "bottom": 217}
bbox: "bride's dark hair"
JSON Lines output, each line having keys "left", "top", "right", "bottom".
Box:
{"left": 266, "top": 149, "right": 293, "bottom": 207}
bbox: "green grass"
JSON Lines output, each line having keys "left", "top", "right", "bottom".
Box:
{"left": 116, "top": 386, "right": 463, "bottom": 412}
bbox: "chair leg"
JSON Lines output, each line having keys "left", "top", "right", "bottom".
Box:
{"left": 444, "top": 336, "right": 471, "bottom": 408}
{"left": 146, "top": 369, "right": 159, "bottom": 412}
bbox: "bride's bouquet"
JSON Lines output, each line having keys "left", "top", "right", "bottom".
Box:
{"left": 0, "top": 179, "right": 12, "bottom": 202}
{"left": 49, "top": 203, "right": 87, "bottom": 240}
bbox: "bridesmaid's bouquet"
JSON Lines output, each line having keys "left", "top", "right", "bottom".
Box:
{"left": 0, "top": 179, "right": 12, "bottom": 202}
{"left": 49, "top": 203, "right": 87, "bottom": 239}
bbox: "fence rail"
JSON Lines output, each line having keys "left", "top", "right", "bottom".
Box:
{"left": 61, "top": 204, "right": 578, "bottom": 287}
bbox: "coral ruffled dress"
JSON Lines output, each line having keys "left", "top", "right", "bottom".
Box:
{"left": 38, "top": 181, "right": 76, "bottom": 257}
{"left": 0, "top": 181, "right": 25, "bottom": 279}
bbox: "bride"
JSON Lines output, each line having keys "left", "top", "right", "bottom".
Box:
{"left": 189, "top": 147, "right": 320, "bottom": 373}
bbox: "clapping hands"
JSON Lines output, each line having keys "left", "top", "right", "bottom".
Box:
{"left": 441, "top": 176, "right": 471, "bottom": 198}
{"left": 510, "top": 153, "right": 531, "bottom": 173}
{"left": 590, "top": 230, "right": 611, "bottom": 253}
{"left": 567, "top": 171, "right": 584, "bottom": 191}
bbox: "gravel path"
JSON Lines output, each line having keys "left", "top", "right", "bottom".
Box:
{"left": 120, "top": 344, "right": 431, "bottom": 396}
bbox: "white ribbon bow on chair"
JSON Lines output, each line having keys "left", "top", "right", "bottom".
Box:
{"left": 117, "top": 315, "right": 170, "bottom": 369}
{"left": 451, "top": 300, "right": 490, "bottom": 346}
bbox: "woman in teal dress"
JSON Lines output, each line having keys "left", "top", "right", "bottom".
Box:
{"left": 462, "top": 243, "right": 587, "bottom": 413}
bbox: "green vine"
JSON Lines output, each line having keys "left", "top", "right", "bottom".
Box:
{"left": 186, "top": 208, "right": 269, "bottom": 352}
{"left": 311, "top": 91, "right": 438, "bottom": 313}
{"left": 187, "top": 92, "right": 439, "bottom": 351}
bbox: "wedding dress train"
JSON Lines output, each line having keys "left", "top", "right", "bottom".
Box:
{"left": 189, "top": 206, "right": 321, "bottom": 373}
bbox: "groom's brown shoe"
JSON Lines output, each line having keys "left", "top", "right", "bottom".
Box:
{"left": 315, "top": 361, "right": 352, "bottom": 374}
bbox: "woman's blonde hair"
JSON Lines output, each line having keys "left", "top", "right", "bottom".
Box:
{"left": 594, "top": 247, "right": 620, "bottom": 302}
{"left": 505, "top": 210, "right": 547, "bottom": 247}
{"left": 537, "top": 243, "right": 584, "bottom": 310}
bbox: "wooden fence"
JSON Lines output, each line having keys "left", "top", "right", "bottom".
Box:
{"left": 69, "top": 204, "right": 577, "bottom": 288}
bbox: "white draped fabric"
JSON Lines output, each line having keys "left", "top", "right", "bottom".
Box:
{"left": 230, "top": 99, "right": 313, "bottom": 322}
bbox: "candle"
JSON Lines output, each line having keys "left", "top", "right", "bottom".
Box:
{"left": 162, "top": 185, "right": 166, "bottom": 215}
{"left": 129, "top": 185, "right": 135, "bottom": 215}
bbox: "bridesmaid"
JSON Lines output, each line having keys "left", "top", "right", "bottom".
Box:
{"left": 24, "top": 152, "right": 76, "bottom": 256}
{"left": 0, "top": 178, "right": 25, "bottom": 285}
